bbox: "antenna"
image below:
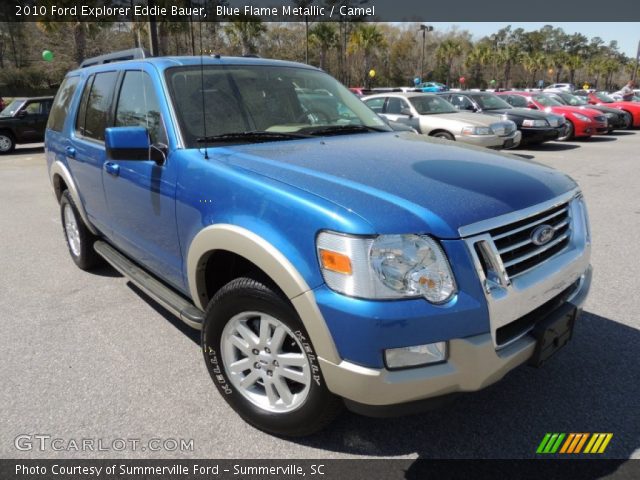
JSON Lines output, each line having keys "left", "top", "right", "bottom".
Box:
{"left": 198, "top": 10, "right": 209, "bottom": 159}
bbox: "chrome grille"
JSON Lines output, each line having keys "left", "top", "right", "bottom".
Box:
{"left": 487, "top": 202, "right": 571, "bottom": 278}
{"left": 491, "top": 121, "right": 515, "bottom": 136}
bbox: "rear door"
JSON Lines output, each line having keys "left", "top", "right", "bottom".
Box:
{"left": 101, "top": 68, "right": 182, "bottom": 288}
{"left": 67, "top": 71, "right": 119, "bottom": 233}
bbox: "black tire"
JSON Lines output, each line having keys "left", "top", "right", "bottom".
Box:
{"left": 621, "top": 111, "right": 633, "bottom": 130}
{"left": 432, "top": 131, "right": 455, "bottom": 141}
{"left": 557, "top": 120, "right": 574, "bottom": 141}
{"left": 60, "top": 190, "right": 100, "bottom": 270}
{"left": 202, "top": 275, "right": 343, "bottom": 436}
{"left": 0, "top": 131, "right": 15, "bottom": 154}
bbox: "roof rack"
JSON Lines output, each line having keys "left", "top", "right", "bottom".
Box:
{"left": 80, "top": 48, "right": 150, "bottom": 68}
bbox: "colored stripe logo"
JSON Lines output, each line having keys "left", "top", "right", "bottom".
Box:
{"left": 537, "top": 433, "right": 613, "bottom": 454}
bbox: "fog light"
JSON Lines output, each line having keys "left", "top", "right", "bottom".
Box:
{"left": 384, "top": 342, "right": 447, "bottom": 369}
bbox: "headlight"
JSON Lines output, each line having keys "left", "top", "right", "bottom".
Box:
{"left": 522, "top": 119, "right": 549, "bottom": 127}
{"left": 461, "top": 126, "right": 493, "bottom": 135}
{"left": 572, "top": 112, "right": 591, "bottom": 122}
{"left": 317, "top": 232, "right": 457, "bottom": 303}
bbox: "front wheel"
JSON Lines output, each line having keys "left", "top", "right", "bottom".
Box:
{"left": 557, "top": 120, "right": 574, "bottom": 141}
{"left": 202, "top": 276, "right": 343, "bottom": 436}
{"left": 432, "top": 131, "right": 455, "bottom": 141}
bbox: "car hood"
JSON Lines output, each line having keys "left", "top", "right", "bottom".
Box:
{"left": 491, "top": 108, "right": 553, "bottom": 120}
{"left": 214, "top": 132, "right": 576, "bottom": 238}
{"left": 422, "top": 111, "right": 503, "bottom": 127}
{"left": 543, "top": 105, "right": 601, "bottom": 117}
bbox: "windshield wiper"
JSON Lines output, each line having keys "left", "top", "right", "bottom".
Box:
{"left": 299, "top": 124, "right": 388, "bottom": 136}
{"left": 196, "top": 131, "right": 312, "bottom": 144}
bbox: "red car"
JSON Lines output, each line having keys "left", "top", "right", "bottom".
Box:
{"left": 496, "top": 91, "right": 608, "bottom": 140}
{"left": 574, "top": 90, "right": 640, "bottom": 128}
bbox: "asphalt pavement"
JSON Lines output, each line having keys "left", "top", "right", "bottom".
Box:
{"left": 1, "top": 133, "right": 639, "bottom": 460}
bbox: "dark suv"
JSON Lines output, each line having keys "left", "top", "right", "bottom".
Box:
{"left": 0, "top": 96, "right": 53, "bottom": 153}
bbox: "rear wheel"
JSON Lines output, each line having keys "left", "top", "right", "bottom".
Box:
{"left": 60, "top": 190, "right": 100, "bottom": 270}
{"left": 0, "top": 131, "right": 15, "bottom": 154}
{"left": 557, "top": 120, "right": 574, "bottom": 141}
{"left": 432, "top": 131, "right": 455, "bottom": 141}
{"left": 202, "top": 276, "right": 343, "bottom": 436}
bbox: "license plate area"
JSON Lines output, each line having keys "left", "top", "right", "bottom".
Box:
{"left": 528, "top": 305, "right": 578, "bottom": 367}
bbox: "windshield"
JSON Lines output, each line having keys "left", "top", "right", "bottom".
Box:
{"left": 558, "top": 93, "right": 587, "bottom": 106}
{"left": 0, "top": 99, "right": 24, "bottom": 117}
{"left": 472, "top": 94, "right": 511, "bottom": 110}
{"left": 409, "top": 95, "right": 457, "bottom": 114}
{"left": 165, "top": 65, "right": 389, "bottom": 146}
{"left": 533, "top": 95, "right": 563, "bottom": 107}
{"left": 595, "top": 92, "right": 614, "bottom": 103}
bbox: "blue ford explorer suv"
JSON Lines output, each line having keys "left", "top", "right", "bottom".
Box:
{"left": 46, "top": 52, "right": 592, "bottom": 436}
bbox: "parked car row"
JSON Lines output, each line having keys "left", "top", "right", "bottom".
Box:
{"left": 359, "top": 88, "right": 637, "bottom": 150}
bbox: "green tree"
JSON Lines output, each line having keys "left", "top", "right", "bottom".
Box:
{"left": 309, "top": 22, "right": 337, "bottom": 70}
{"left": 436, "top": 38, "right": 463, "bottom": 86}
{"left": 224, "top": 16, "right": 267, "bottom": 56}
{"left": 348, "top": 23, "right": 386, "bottom": 87}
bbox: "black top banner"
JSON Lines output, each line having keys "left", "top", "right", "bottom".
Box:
{"left": 3, "top": 0, "right": 640, "bottom": 22}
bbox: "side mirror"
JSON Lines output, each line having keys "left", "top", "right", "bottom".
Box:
{"left": 400, "top": 107, "right": 413, "bottom": 117}
{"left": 105, "top": 127, "right": 151, "bottom": 162}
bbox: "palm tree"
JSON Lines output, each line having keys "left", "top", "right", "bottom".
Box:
{"left": 497, "top": 44, "right": 521, "bottom": 89}
{"left": 565, "top": 54, "right": 583, "bottom": 85}
{"left": 224, "top": 16, "right": 267, "bottom": 56}
{"left": 348, "top": 24, "right": 386, "bottom": 87}
{"left": 309, "top": 23, "right": 337, "bottom": 71}
{"left": 522, "top": 51, "right": 546, "bottom": 87}
{"left": 465, "top": 43, "right": 492, "bottom": 87}
{"left": 436, "top": 39, "right": 463, "bottom": 87}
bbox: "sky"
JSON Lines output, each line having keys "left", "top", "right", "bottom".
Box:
{"left": 428, "top": 23, "right": 640, "bottom": 58}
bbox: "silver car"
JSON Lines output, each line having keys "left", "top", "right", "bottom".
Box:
{"left": 363, "top": 92, "right": 521, "bottom": 149}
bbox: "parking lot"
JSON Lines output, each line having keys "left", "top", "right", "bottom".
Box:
{"left": 1, "top": 133, "right": 639, "bottom": 460}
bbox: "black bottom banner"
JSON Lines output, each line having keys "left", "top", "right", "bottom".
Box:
{"left": 1, "top": 459, "right": 639, "bottom": 480}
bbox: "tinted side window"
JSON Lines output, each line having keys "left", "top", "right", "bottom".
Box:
{"left": 82, "top": 71, "right": 118, "bottom": 141}
{"left": 386, "top": 97, "right": 408, "bottom": 114}
{"left": 364, "top": 97, "right": 385, "bottom": 113}
{"left": 508, "top": 95, "right": 528, "bottom": 108}
{"left": 115, "top": 71, "right": 166, "bottom": 144}
{"left": 23, "top": 101, "right": 47, "bottom": 115}
{"left": 48, "top": 77, "right": 80, "bottom": 131}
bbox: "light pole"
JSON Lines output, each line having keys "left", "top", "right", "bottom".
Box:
{"left": 420, "top": 24, "right": 434, "bottom": 83}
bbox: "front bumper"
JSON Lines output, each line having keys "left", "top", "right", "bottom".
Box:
{"left": 456, "top": 129, "right": 520, "bottom": 149}
{"left": 520, "top": 126, "right": 562, "bottom": 145}
{"left": 319, "top": 265, "right": 591, "bottom": 409}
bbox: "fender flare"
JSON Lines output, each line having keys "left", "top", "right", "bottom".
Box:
{"left": 49, "top": 160, "right": 99, "bottom": 235}
{"left": 187, "top": 224, "right": 340, "bottom": 364}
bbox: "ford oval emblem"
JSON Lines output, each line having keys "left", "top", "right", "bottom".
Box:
{"left": 531, "top": 224, "right": 555, "bottom": 246}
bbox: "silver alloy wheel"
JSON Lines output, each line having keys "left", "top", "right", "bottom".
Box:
{"left": 0, "top": 134, "right": 12, "bottom": 152}
{"left": 221, "top": 311, "right": 311, "bottom": 413}
{"left": 63, "top": 203, "right": 81, "bottom": 257}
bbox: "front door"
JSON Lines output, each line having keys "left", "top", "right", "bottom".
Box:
{"left": 101, "top": 69, "right": 183, "bottom": 289}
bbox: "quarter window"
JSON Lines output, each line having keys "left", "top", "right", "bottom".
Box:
{"left": 48, "top": 76, "right": 80, "bottom": 131}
